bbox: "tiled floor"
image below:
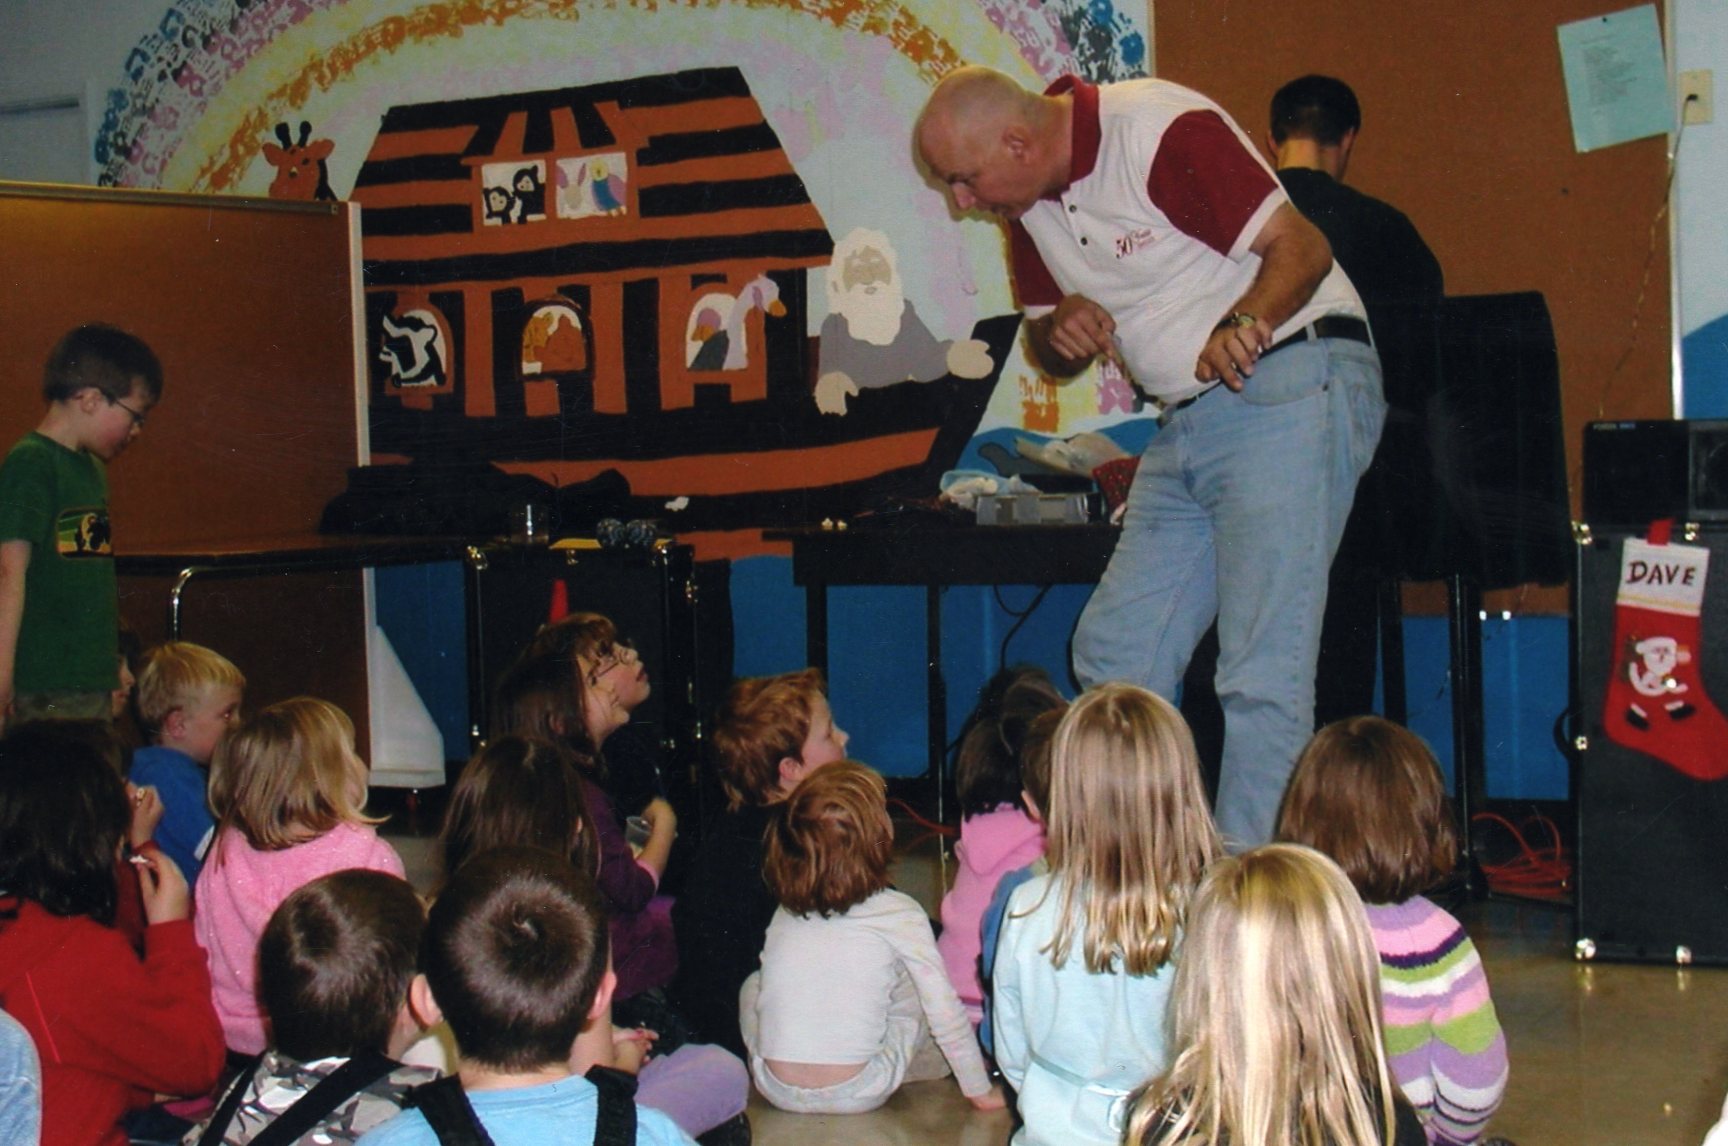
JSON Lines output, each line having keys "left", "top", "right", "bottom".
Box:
{"left": 382, "top": 811, "right": 1728, "bottom": 1146}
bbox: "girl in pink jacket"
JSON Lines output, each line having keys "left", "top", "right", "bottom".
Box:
{"left": 194, "top": 697, "right": 404, "bottom": 1054}
{"left": 937, "top": 666, "right": 1065, "bottom": 1025}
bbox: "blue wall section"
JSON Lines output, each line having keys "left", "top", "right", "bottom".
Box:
{"left": 1682, "top": 313, "right": 1728, "bottom": 418}
{"left": 374, "top": 562, "right": 469, "bottom": 759}
{"left": 1400, "top": 614, "right": 1571, "bottom": 801}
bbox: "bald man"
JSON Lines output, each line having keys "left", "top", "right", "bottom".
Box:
{"left": 917, "top": 68, "right": 1385, "bottom": 846}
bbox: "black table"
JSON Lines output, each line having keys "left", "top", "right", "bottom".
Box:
{"left": 767, "top": 524, "right": 1120, "bottom": 813}
{"left": 116, "top": 534, "right": 480, "bottom": 638}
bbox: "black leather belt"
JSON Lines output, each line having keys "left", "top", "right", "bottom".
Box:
{"left": 1262, "top": 315, "right": 1372, "bottom": 357}
{"left": 1157, "top": 316, "right": 1372, "bottom": 418}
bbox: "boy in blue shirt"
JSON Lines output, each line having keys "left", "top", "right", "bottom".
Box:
{"left": 130, "top": 641, "right": 245, "bottom": 884}
{"left": 0, "top": 324, "right": 161, "bottom": 727}
{"left": 359, "top": 847, "right": 696, "bottom": 1146}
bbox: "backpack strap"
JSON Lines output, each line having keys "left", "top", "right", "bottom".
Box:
{"left": 584, "top": 1066, "right": 638, "bottom": 1146}
{"left": 405, "top": 1075, "right": 498, "bottom": 1146}
{"left": 202, "top": 1051, "right": 399, "bottom": 1146}
{"left": 197, "top": 1054, "right": 263, "bottom": 1146}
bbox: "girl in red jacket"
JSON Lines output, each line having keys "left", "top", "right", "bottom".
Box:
{"left": 0, "top": 722, "right": 225, "bottom": 1146}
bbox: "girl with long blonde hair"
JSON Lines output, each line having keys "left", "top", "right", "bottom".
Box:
{"left": 991, "top": 682, "right": 1221, "bottom": 1145}
{"left": 1126, "top": 844, "right": 1425, "bottom": 1146}
{"left": 195, "top": 697, "right": 403, "bottom": 1054}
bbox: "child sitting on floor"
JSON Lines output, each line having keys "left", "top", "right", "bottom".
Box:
{"left": 978, "top": 703, "right": 1064, "bottom": 1053}
{"left": 196, "top": 697, "right": 404, "bottom": 1055}
{"left": 938, "top": 664, "right": 1064, "bottom": 1027}
{"left": 741, "top": 760, "right": 1004, "bottom": 1115}
{"left": 356, "top": 847, "right": 694, "bottom": 1146}
{"left": 438, "top": 735, "right": 748, "bottom": 1142}
{"left": 1278, "top": 716, "right": 1509, "bottom": 1146}
{"left": 493, "top": 621, "right": 678, "bottom": 1008}
{"left": 991, "top": 684, "right": 1222, "bottom": 1145}
{"left": 671, "top": 667, "right": 850, "bottom": 1057}
{"left": 188, "top": 869, "right": 439, "bottom": 1144}
{"left": 131, "top": 640, "right": 245, "bottom": 885}
{"left": 1124, "top": 844, "right": 1427, "bottom": 1146}
{"left": 0, "top": 724, "right": 224, "bottom": 1146}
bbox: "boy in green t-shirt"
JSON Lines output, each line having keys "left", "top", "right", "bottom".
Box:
{"left": 0, "top": 324, "right": 162, "bottom": 727}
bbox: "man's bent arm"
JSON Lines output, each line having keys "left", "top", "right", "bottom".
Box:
{"left": 1197, "top": 202, "right": 1335, "bottom": 389}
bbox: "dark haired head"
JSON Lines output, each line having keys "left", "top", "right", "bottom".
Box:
{"left": 440, "top": 736, "right": 598, "bottom": 883}
{"left": 1277, "top": 716, "right": 1458, "bottom": 903}
{"left": 43, "top": 323, "right": 164, "bottom": 404}
{"left": 954, "top": 664, "right": 1065, "bottom": 818}
{"left": 0, "top": 723, "right": 129, "bottom": 923}
{"left": 1018, "top": 706, "right": 1065, "bottom": 816}
{"left": 1270, "top": 75, "right": 1362, "bottom": 146}
{"left": 260, "top": 870, "right": 425, "bottom": 1061}
{"left": 492, "top": 627, "right": 605, "bottom": 778}
{"left": 422, "top": 846, "right": 610, "bottom": 1072}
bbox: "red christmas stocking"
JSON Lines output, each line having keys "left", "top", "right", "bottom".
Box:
{"left": 1602, "top": 522, "right": 1728, "bottom": 781}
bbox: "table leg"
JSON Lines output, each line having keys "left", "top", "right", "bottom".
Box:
{"left": 806, "top": 583, "right": 829, "bottom": 677}
{"left": 927, "top": 584, "right": 946, "bottom": 824}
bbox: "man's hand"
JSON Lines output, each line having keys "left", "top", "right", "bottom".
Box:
{"left": 1193, "top": 203, "right": 1332, "bottom": 388}
{"left": 1028, "top": 294, "right": 1117, "bottom": 377}
{"left": 1196, "top": 314, "right": 1276, "bottom": 391}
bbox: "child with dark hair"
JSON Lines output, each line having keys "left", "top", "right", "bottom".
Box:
{"left": 1, "top": 323, "right": 163, "bottom": 727}
{"left": 671, "top": 668, "right": 848, "bottom": 1056}
{"left": 741, "top": 761, "right": 1003, "bottom": 1115}
{"left": 356, "top": 848, "right": 693, "bottom": 1145}
{"left": 938, "top": 664, "right": 1064, "bottom": 1026}
{"left": 7, "top": 717, "right": 166, "bottom": 952}
{"left": 978, "top": 703, "right": 1065, "bottom": 1052}
{"left": 438, "top": 736, "right": 748, "bottom": 1142}
{"left": 1278, "top": 716, "right": 1508, "bottom": 1146}
{"left": 492, "top": 617, "right": 677, "bottom": 1005}
{"left": 0, "top": 724, "right": 224, "bottom": 1146}
{"left": 188, "top": 869, "right": 439, "bottom": 1144}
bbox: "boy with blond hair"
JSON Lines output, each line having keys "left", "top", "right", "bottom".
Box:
{"left": 131, "top": 641, "right": 245, "bottom": 884}
{"left": 0, "top": 324, "right": 162, "bottom": 727}
{"left": 671, "top": 669, "right": 849, "bottom": 1056}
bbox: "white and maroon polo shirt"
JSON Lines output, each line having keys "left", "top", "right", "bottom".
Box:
{"left": 1010, "top": 76, "right": 1365, "bottom": 401}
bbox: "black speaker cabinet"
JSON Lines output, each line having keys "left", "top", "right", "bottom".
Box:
{"left": 466, "top": 542, "right": 732, "bottom": 812}
{"left": 1582, "top": 419, "right": 1728, "bottom": 527}
{"left": 1575, "top": 525, "right": 1728, "bottom": 964}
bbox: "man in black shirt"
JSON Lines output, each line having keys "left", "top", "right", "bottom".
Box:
{"left": 1270, "top": 75, "right": 1443, "bottom": 726}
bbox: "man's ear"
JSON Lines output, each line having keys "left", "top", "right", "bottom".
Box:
{"left": 408, "top": 973, "right": 443, "bottom": 1030}
{"left": 587, "top": 967, "right": 617, "bottom": 1024}
{"left": 161, "top": 708, "right": 187, "bottom": 741}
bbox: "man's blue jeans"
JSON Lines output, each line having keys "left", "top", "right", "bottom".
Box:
{"left": 1073, "top": 338, "right": 1385, "bottom": 847}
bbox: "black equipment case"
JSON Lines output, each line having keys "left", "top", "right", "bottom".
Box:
{"left": 1574, "top": 521, "right": 1728, "bottom": 965}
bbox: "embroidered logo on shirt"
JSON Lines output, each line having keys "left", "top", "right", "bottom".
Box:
{"left": 55, "top": 507, "right": 112, "bottom": 557}
{"left": 1114, "top": 228, "right": 1155, "bottom": 260}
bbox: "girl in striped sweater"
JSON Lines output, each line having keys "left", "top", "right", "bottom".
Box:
{"left": 1277, "top": 716, "right": 1509, "bottom": 1146}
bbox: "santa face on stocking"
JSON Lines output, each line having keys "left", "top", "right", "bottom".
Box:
{"left": 1604, "top": 529, "right": 1728, "bottom": 779}
{"left": 1622, "top": 635, "right": 1695, "bottom": 726}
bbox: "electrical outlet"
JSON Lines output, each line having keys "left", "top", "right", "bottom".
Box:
{"left": 1679, "top": 69, "right": 1713, "bottom": 126}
